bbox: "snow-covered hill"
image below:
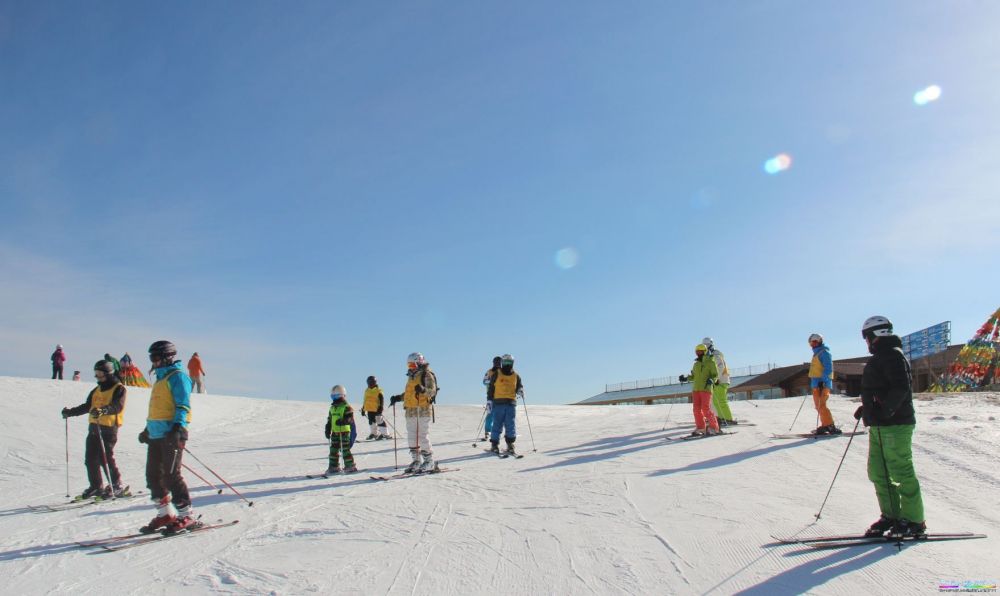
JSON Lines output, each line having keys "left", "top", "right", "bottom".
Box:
{"left": 1, "top": 376, "right": 997, "bottom": 595}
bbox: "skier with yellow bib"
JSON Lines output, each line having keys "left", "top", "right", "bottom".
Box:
{"left": 389, "top": 352, "right": 438, "bottom": 473}
{"left": 61, "top": 360, "right": 130, "bottom": 499}
{"left": 360, "top": 376, "right": 389, "bottom": 440}
{"left": 488, "top": 354, "right": 523, "bottom": 456}
{"left": 138, "top": 340, "right": 197, "bottom": 535}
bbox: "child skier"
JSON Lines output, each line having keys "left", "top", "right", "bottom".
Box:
{"left": 324, "top": 385, "right": 358, "bottom": 474}
{"left": 679, "top": 344, "right": 721, "bottom": 436}
{"left": 488, "top": 354, "right": 523, "bottom": 455}
{"left": 360, "top": 376, "right": 390, "bottom": 440}
{"left": 482, "top": 356, "right": 501, "bottom": 441}
{"left": 389, "top": 352, "right": 438, "bottom": 473}
{"left": 61, "top": 360, "right": 130, "bottom": 499}
{"left": 808, "top": 333, "right": 842, "bottom": 435}
{"left": 139, "top": 340, "right": 197, "bottom": 534}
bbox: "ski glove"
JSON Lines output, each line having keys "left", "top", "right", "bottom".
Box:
{"left": 138, "top": 429, "right": 150, "bottom": 444}
{"left": 324, "top": 420, "right": 331, "bottom": 439}
{"left": 414, "top": 385, "right": 425, "bottom": 395}
{"left": 853, "top": 406, "right": 864, "bottom": 421}
{"left": 678, "top": 375, "right": 689, "bottom": 383}
{"left": 90, "top": 407, "right": 109, "bottom": 417}
{"left": 389, "top": 395, "right": 402, "bottom": 405}
{"left": 166, "top": 424, "right": 188, "bottom": 449}
{"left": 61, "top": 407, "right": 70, "bottom": 419}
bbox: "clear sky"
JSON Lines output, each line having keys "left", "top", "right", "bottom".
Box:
{"left": 2, "top": 2, "right": 998, "bottom": 404}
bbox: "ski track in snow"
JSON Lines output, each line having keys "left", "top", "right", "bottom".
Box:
{"left": 0, "top": 377, "right": 997, "bottom": 594}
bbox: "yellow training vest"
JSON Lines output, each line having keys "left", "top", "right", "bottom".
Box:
{"left": 363, "top": 387, "right": 382, "bottom": 411}
{"left": 402, "top": 370, "right": 433, "bottom": 409}
{"left": 493, "top": 371, "right": 520, "bottom": 401}
{"left": 89, "top": 383, "right": 125, "bottom": 427}
{"left": 148, "top": 370, "right": 192, "bottom": 423}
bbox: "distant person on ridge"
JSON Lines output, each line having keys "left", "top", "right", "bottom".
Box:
{"left": 482, "top": 356, "right": 502, "bottom": 441}
{"left": 51, "top": 344, "right": 66, "bottom": 379}
{"left": 808, "top": 333, "right": 841, "bottom": 435}
{"left": 360, "top": 376, "right": 390, "bottom": 440}
{"left": 61, "top": 360, "right": 131, "bottom": 499}
{"left": 389, "top": 352, "right": 439, "bottom": 473}
{"left": 324, "top": 385, "right": 358, "bottom": 474}
{"left": 72, "top": 371, "right": 81, "bottom": 381}
{"left": 139, "top": 340, "right": 198, "bottom": 535}
{"left": 703, "top": 337, "right": 736, "bottom": 426}
{"left": 856, "top": 316, "right": 926, "bottom": 539}
{"left": 187, "top": 352, "right": 206, "bottom": 394}
{"left": 679, "top": 343, "right": 721, "bottom": 436}
{"left": 488, "top": 354, "right": 523, "bottom": 456}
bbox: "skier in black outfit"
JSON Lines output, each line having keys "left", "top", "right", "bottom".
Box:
{"left": 856, "top": 315, "right": 926, "bottom": 538}
{"left": 61, "top": 360, "right": 130, "bottom": 499}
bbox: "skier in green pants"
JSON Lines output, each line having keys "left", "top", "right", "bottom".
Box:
{"left": 856, "top": 316, "right": 925, "bottom": 538}
{"left": 703, "top": 337, "right": 735, "bottom": 425}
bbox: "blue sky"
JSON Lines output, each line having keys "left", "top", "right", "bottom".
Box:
{"left": 2, "top": 2, "right": 998, "bottom": 404}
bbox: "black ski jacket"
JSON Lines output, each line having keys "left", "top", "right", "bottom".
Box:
{"left": 860, "top": 335, "right": 915, "bottom": 426}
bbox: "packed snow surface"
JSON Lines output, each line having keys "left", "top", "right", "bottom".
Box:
{"left": 1, "top": 376, "right": 997, "bottom": 595}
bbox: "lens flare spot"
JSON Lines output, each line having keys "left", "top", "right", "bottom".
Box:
{"left": 554, "top": 247, "right": 579, "bottom": 270}
{"left": 913, "top": 84, "right": 942, "bottom": 106}
{"left": 764, "top": 153, "right": 792, "bottom": 175}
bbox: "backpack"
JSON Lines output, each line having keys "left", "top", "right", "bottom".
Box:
{"left": 421, "top": 369, "right": 439, "bottom": 402}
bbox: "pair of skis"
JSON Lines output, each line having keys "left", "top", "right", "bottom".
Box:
{"left": 773, "top": 531, "right": 986, "bottom": 549}
{"left": 27, "top": 492, "right": 144, "bottom": 513}
{"left": 76, "top": 520, "right": 240, "bottom": 552}
{"left": 369, "top": 467, "right": 458, "bottom": 481}
{"left": 667, "top": 431, "right": 737, "bottom": 441}
{"left": 483, "top": 448, "right": 524, "bottom": 459}
{"left": 771, "top": 431, "right": 866, "bottom": 440}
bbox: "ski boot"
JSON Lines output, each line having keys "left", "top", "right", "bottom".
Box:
{"left": 706, "top": 427, "right": 721, "bottom": 436}
{"left": 690, "top": 429, "right": 705, "bottom": 437}
{"left": 418, "top": 451, "right": 438, "bottom": 473}
{"left": 814, "top": 425, "right": 832, "bottom": 435}
{"left": 140, "top": 495, "right": 177, "bottom": 534}
{"left": 724, "top": 419, "right": 738, "bottom": 426}
{"left": 76, "top": 486, "right": 103, "bottom": 501}
{"left": 325, "top": 465, "right": 340, "bottom": 476}
{"left": 343, "top": 465, "right": 359, "bottom": 474}
{"left": 489, "top": 440, "right": 501, "bottom": 454}
{"left": 365, "top": 433, "right": 376, "bottom": 441}
{"left": 827, "top": 426, "right": 843, "bottom": 435}
{"left": 890, "top": 519, "right": 927, "bottom": 539}
{"left": 503, "top": 437, "right": 517, "bottom": 457}
{"left": 864, "top": 515, "right": 896, "bottom": 537}
{"left": 404, "top": 449, "right": 422, "bottom": 474}
{"left": 163, "top": 503, "right": 201, "bottom": 535}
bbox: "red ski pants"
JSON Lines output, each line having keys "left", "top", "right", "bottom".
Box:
{"left": 692, "top": 391, "right": 720, "bottom": 431}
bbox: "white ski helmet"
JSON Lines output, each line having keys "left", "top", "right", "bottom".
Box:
{"left": 407, "top": 352, "right": 426, "bottom": 367}
{"left": 701, "top": 337, "right": 714, "bottom": 348}
{"left": 501, "top": 353, "right": 514, "bottom": 367}
{"left": 862, "top": 316, "right": 893, "bottom": 340}
{"left": 330, "top": 384, "right": 347, "bottom": 401}
{"left": 808, "top": 333, "right": 824, "bottom": 344}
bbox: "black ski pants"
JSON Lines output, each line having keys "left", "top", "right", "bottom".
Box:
{"left": 84, "top": 425, "right": 121, "bottom": 489}
{"left": 145, "top": 437, "right": 191, "bottom": 508}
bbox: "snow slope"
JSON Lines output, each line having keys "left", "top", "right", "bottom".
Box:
{"left": 1, "top": 376, "right": 997, "bottom": 595}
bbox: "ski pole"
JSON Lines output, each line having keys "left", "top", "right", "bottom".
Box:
{"left": 661, "top": 402, "right": 675, "bottom": 430}
{"left": 472, "top": 405, "right": 487, "bottom": 447}
{"left": 183, "top": 447, "right": 254, "bottom": 507}
{"left": 814, "top": 417, "right": 862, "bottom": 519}
{"left": 65, "top": 417, "right": 70, "bottom": 497}
{"left": 392, "top": 402, "right": 398, "bottom": 471}
{"left": 181, "top": 463, "right": 222, "bottom": 494}
{"left": 518, "top": 393, "right": 537, "bottom": 452}
{"left": 94, "top": 427, "right": 115, "bottom": 497}
{"left": 787, "top": 393, "right": 810, "bottom": 432}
